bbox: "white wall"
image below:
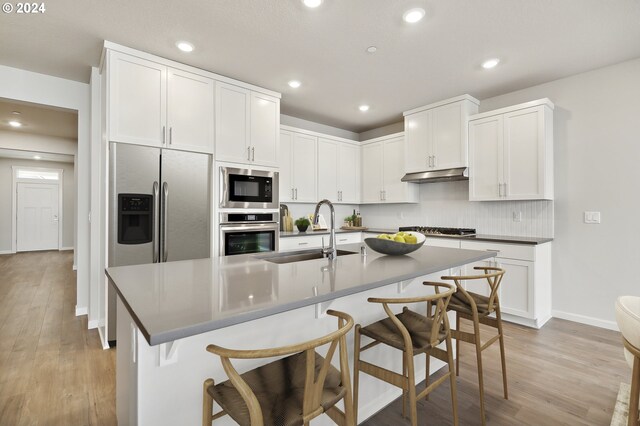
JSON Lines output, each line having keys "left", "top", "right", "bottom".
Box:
{"left": 478, "top": 57, "right": 640, "bottom": 328}
{"left": 281, "top": 114, "right": 359, "bottom": 141}
{"left": 0, "top": 131, "right": 77, "bottom": 155}
{"left": 0, "top": 65, "right": 91, "bottom": 317}
{"left": 0, "top": 158, "right": 75, "bottom": 251}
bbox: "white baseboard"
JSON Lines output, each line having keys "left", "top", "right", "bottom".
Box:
{"left": 0, "top": 250, "right": 13, "bottom": 255}
{"left": 72, "top": 263, "right": 77, "bottom": 271}
{"left": 88, "top": 319, "right": 99, "bottom": 329}
{"left": 75, "top": 305, "right": 88, "bottom": 317}
{"left": 97, "top": 326, "right": 110, "bottom": 350}
{"left": 552, "top": 310, "right": 619, "bottom": 331}
{"left": 59, "top": 247, "right": 74, "bottom": 251}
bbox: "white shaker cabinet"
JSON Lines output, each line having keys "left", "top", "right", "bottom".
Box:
{"left": 108, "top": 52, "right": 167, "bottom": 147}
{"left": 215, "top": 82, "right": 280, "bottom": 166}
{"left": 460, "top": 240, "right": 551, "bottom": 329}
{"left": 469, "top": 99, "right": 554, "bottom": 201}
{"left": 361, "top": 133, "right": 418, "bottom": 203}
{"left": 108, "top": 51, "right": 215, "bottom": 153}
{"left": 166, "top": 68, "right": 215, "bottom": 153}
{"left": 279, "top": 130, "right": 317, "bottom": 203}
{"left": 404, "top": 95, "right": 479, "bottom": 173}
{"left": 318, "top": 138, "right": 360, "bottom": 203}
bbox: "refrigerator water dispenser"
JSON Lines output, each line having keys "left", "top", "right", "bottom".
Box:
{"left": 118, "top": 194, "right": 153, "bottom": 244}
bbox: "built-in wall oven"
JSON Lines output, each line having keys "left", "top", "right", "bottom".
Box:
{"left": 220, "top": 166, "right": 279, "bottom": 209}
{"left": 219, "top": 212, "right": 279, "bottom": 256}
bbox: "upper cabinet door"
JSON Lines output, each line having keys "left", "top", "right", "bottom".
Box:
{"left": 361, "top": 142, "right": 384, "bottom": 203}
{"left": 250, "top": 92, "right": 279, "bottom": 167}
{"left": 292, "top": 133, "right": 317, "bottom": 202}
{"left": 404, "top": 110, "right": 430, "bottom": 173}
{"left": 432, "top": 102, "right": 466, "bottom": 170}
{"left": 109, "top": 52, "right": 166, "bottom": 147}
{"left": 317, "top": 138, "right": 338, "bottom": 201}
{"left": 503, "top": 107, "right": 546, "bottom": 200}
{"left": 279, "top": 130, "right": 294, "bottom": 202}
{"left": 338, "top": 143, "right": 359, "bottom": 203}
{"left": 215, "top": 82, "right": 250, "bottom": 163}
{"left": 382, "top": 137, "right": 407, "bottom": 203}
{"left": 469, "top": 115, "right": 503, "bottom": 201}
{"left": 166, "top": 69, "right": 215, "bottom": 153}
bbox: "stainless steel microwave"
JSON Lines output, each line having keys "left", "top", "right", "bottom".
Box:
{"left": 220, "top": 166, "right": 279, "bottom": 209}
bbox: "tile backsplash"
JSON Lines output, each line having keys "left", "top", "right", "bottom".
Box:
{"left": 359, "top": 181, "right": 554, "bottom": 237}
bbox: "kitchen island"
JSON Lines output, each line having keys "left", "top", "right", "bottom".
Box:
{"left": 106, "top": 243, "right": 494, "bottom": 425}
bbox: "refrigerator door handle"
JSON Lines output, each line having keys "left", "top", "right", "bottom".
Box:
{"left": 153, "top": 181, "right": 159, "bottom": 263}
{"left": 162, "top": 182, "right": 169, "bottom": 262}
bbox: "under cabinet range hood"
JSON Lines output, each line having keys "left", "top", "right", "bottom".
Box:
{"left": 401, "top": 167, "right": 468, "bottom": 183}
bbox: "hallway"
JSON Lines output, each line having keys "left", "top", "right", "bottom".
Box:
{"left": 0, "top": 251, "right": 116, "bottom": 425}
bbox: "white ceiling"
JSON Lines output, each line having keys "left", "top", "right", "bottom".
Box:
{"left": 1, "top": 0, "right": 639, "bottom": 132}
{"left": 0, "top": 99, "right": 78, "bottom": 139}
{"left": 0, "top": 148, "right": 74, "bottom": 163}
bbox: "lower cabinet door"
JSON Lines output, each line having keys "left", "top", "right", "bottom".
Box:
{"left": 496, "top": 258, "right": 534, "bottom": 319}
{"left": 462, "top": 260, "right": 495, "bottom": 297}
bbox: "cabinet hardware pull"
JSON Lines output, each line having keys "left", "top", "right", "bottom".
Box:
{"left": 169, "top": 127, "right": 172, "bottom": 145}
{"left": 252, "top": 147, "right": 255, "bottom": 161}
{"left": 433, "top": 155, "right": 436, "bottom": 167}
{"left": 383, "top": 190, "right": 386, "bottom": 201}
{"left": 503, "top": 182, "right": 507, "bottom": 197}
{"left": 498, "top": 183, "right": 502, "bottom": 197}
{"left": 247, "top": 146, "right": 251, "bottom": 161}
{"left": 295, "top": 188, "right": 298, "bottom": 200}
{"left": 299, "top": 242, "right": 308, "bottom": 245}
{"left": 162, "top": 126, "right": 166, "bottom": 144}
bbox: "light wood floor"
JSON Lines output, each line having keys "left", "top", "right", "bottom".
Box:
{"left": 0, "top": 251, "right": 631, "bottom": 425}
{"left": 0, "top": 251, "right": 116, "bottom": 425}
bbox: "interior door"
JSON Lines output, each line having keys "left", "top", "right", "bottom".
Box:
{"left": 17, "top": 182, "right": 59, "bottom": 251}
{"left": 161, "top": 149, "right": 211, "bottom": 262}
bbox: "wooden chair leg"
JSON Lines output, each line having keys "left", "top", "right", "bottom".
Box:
{"left": 455, "top": 314, "right": 461, "bottom": 376}
{"left": 425, "top": 352, "right": 431, "bottom": 401}
{"left": 496, "top": 307, "right": 509, "bottom": 400}
{"left": 353, "top": 325, "right": 362, "bottom": 426}
{"left": 402, "top": 353, "right": 408, "bottom": 418}
{"left": 338, "top": 333, "right": 355, "bottom": 426}
{"left": 473, "top": 319, "right": 487, "bottom": 426}
{"left": 446, "top": 334, "right": 459, "bottom": 426}
{"left": 203, "top": 379, "right": 214, "bottom": 426}
{"left": 407, "top": 354, "right": 418, "bottom": 426}
{"left": 629, "top": 355, "right": 640, "bottom": 426}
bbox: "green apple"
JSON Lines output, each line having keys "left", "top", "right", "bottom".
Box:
{"left": 394, "top": 235, "right": 406, "bottom": 243}
{"left": 405, "top": 235, "right": 418, "bottom": 244}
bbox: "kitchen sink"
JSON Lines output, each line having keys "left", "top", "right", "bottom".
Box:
{"left": 257, "top": 249, "right": 358, "bottom": 264}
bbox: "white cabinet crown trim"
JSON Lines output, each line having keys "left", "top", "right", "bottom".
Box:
{"left": 360, "top": 131, "right": 405, "bottom": 145}
{"left": 102, "top": 41, "right": 281, "bottom": 99}
{"left": 469, "top": 98, "right": 554, "bottom": 121}
{"left": 403, "top": 94, "right": 480, "bottom": 116}
{"left": 280, "top": 125, "right": 360, "bottom": 146}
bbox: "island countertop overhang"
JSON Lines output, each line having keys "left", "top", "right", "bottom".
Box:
{"left": 106, "top": 243, "right": 495, "bottom": 346}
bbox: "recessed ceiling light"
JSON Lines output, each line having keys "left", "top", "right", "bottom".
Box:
{"left": 366, "top": 46, "right": 377, "bottom": 54}
{"left": 176, "top": 41, "right": 194, "bottom": 52}
{"left": 11, "top": 111, "right": 21, "bottom": 115}
{"left": 8, "top": 120, "right": 21, "bottom": 127}
{"left": 302, "top": 0, "right": 322, "bottom": 8}
{"left": 403, "top": 8, "right": 425, "bottom": 23}
{"left": 33, "top": 155, "right": 41, "bottom": 160}
{"left": 482, "top": 58, "right": 500, "bottom": 69}
{"left": 359, "top": 105, "right": 370, "bottom": 112}
{"left": 288, "top": 80, "right": 301, "bottom": 88}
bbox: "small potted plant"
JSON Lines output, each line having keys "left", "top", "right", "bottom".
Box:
{"left": 295, "top": 217, "right": 310, "bottom": 233}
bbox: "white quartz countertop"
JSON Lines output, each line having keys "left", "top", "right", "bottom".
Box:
{"left": 106, "top": 243, "right": 494, "bottom": 346}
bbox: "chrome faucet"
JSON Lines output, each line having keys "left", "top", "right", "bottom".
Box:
{"left": 313, "top": 199, "right": 337, "bottom": 260}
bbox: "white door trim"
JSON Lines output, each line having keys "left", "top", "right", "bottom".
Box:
{"left": 12, "top": 166, "right": 64, "bottom": 253}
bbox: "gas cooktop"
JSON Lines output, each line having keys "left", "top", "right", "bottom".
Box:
{"left": 399, "top": 226, "right": 477, "bottom": 237}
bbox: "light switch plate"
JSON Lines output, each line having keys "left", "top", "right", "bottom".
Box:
{"left": 584, "top": 211, "right": 601, "bottom": 224}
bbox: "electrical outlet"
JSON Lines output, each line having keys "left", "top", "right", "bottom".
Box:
{"left": 584, "top": 211, "right": 601, "bottom": 224}
{"left": 512, "top": 211, "right": 522, "bottom": 222}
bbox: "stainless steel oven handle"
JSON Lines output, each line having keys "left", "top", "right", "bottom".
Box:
{"left": 162, "top": 182, "right": 169, "bottom": 262}
{"left": 153, "top": 181, "right": 159, "bottom": 263}
{"left": 219, "top": 223, "right": 280, "bottom": 232}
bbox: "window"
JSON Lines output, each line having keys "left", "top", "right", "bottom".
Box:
{"left": 16, "top": 169, "right": 60, "bottom": 180}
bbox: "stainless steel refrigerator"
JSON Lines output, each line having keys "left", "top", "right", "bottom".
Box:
{"left": 107, "top": 142, "right": 211, "bottom": 342}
